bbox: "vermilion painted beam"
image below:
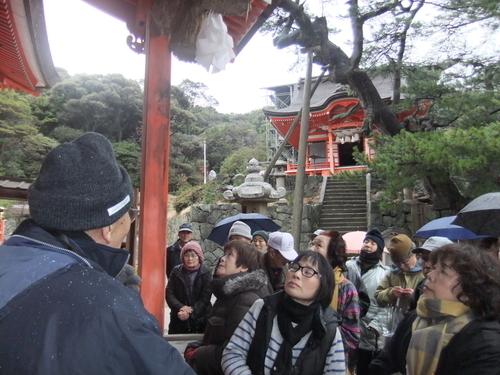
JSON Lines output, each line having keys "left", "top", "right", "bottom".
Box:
{"left": 138, "top": 13, "right": 171, "bottom": 331}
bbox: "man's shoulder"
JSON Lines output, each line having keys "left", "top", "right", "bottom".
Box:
{"left": 167, "top": 240, "right": 181, "bottom": 251}
{"left": 346, "top": 258, "right": 360, "bottom": 269}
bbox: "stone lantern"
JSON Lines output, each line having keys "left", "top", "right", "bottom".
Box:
{"left": 223, "top": 158, "right": 286, "bottom": 216}
{"left": 273, "top": 159, "right": 288, "bottom": 205}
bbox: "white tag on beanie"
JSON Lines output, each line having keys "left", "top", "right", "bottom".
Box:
{"left": 107, "top": 195, "right": 131, "bottom": 216}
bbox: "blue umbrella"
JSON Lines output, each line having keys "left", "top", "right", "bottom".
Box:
{"left": 413, "top": 215, "right": 490, "bottom": 240}
{"left": 207, "top": 213, "right": 281, "bottom": 246}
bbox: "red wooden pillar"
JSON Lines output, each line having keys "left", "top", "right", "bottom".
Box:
{"left": 138, "top": 13, "right": 171, "bottom": 330}
{"left": 328, "top": 128, "right": 335, "bottom": 174}
{"left": 0, "top": 220, "right": 5, "bottom": 244}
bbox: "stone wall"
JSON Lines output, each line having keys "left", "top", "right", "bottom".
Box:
{"left": 176, "top": 202, "right": 322, "bottom": 269}
{"left": 369, "top": 200, "right": 452, "bottom": 241}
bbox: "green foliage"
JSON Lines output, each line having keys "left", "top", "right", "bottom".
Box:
{"left": 179, "top": 79, "right": 219, "bottom": 108}
{"left": 113, "top": 141, "right": 141, "bottom": 187}
{"left": 51, "top": 126, "right": 84, "bottom": 143}
{"left": 173, "top": 180, "right": 224, "bottom": 213}
{"left": 49, "top": 73, "right": 143, "bottom": 142}
{"left": 203, "top": 180, "right": 220, "bottom": 204}
{"left": 0, "top": 91, "right": 37, "bottom": 138}
{"left": 367, "top": 123, "right": 500, "bottom": 206}
{"left": 169, "top": 133, "right": 204, "bottom": 192}
{"left": 220, "top": 147, "right": 266, "bottom": 175}
{"left": 1, "top": 134, "right": 58, "bottom": 178}
{"left": 28, "top": 91, "right": 60, "bottom": 135}
{"left": 0, "top": 91, "right": 40, "bottom": 176}
{"left": 205, "top": 121, "right": 265, "bottom": 172}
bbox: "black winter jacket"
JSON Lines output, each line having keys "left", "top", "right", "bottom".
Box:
{"left": 167, "top": 263, "right": 213, "bottom": 334}
{"left": 188, "top": 269, "right": 269, "bottom": 375}
{"left": 167, "top": 239, "right": 184, "bottom": 277}
{"left": 369, "top": 309, "right": 500, "bottom": 375}
{"left": 0, "top": 219, "right": 194, "bottom": 375}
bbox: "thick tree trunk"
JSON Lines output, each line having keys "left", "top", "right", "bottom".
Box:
{"left": 274, "top": 0, "right": 403, "bottom": 136}
{"left": 423, "top": 176, "right": 468, "bottom": 214}
{"left": 346, "top": 70, "right": 402, "bottom": 136}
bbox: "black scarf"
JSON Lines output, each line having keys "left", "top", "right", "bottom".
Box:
{"left": 272, "top": 296, "right": 320, "bottom": 375}
{"left": 359, "top": 249, "right": 382, "bottom": 268}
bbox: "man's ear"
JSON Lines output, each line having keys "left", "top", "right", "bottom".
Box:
{"left": 268, "top": 248, "right": 276, "bottom": 259}
{"left": 101, "top": 225, "right": 113, "bottom": 245}
{"left": 87, "top": 226, "right": 113, "bottom": 245}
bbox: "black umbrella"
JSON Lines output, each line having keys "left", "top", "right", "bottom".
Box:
{"left": 452, "top": 192, "right": 500, "bottom": 237}
{"left": 207, "top": 213, "right": 281, "bottom": 246}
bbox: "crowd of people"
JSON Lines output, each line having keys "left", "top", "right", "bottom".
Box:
{"left": 2, "top": 132, "right": 500, "bottom": 375}
{"left": 166, "top": 217, "right": 500, "bottom": 375}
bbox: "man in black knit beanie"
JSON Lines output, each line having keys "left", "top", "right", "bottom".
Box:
{"left": 0, "top": 133, "right": 194, "bottom": 375}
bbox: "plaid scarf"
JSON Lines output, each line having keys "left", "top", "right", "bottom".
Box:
{"left": 406, "top": 297, "right": 474, "bottom": 375}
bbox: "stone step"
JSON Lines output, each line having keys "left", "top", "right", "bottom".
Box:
{"left": 318, "top": 224, "right": 368, "bottom": 233}
{"left": 326, "top": 185, "right": 366, "bottom": 193}
{"left": 319, "top": 178, "right": 367, "bottom": 233}
{"left": 322, "top": 203, "right": 367, "bottom": 209}
{"left": 323, "top": 198, "right": 366, "bottom": 204}
{"left": 324, "top": 194, "right": 366, "bottom": 199}
{"left": 320, "top": 216, "right": 368, "bottom": 223}
{"left": 321, "top": 212, "right": 367, "bottom": 218}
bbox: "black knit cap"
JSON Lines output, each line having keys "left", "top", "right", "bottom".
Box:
{"left": 364, "top": 228, "right": 385, "bottom": 252}
{"left": 28, "top": 132, "right": 134, "bottom": 231}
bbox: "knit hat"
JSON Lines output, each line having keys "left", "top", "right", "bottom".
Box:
{"left": 268, "top": 232, "right": 298, "bottom": 261}
{"left": 181, "top": 241, "right": 204, "bottom": 262}
{"left": 364, "top": 228, "right": 385, "bottom": 252}
{"left": 389, "top": 234, "right": 414, "bottom": 261}
{"left": 252, "top": 230, "right": 269, "bottom": 243}
{"left": 413, "top": 236, "right": 453, "bottom": 254}
{"left": 28, "top": 132, "right": 134, "bottom": 231}
{"left": 178, "top": 223, "right": 193, "bottom": 233}
{"left": 228, "top": 221, "right": 252, "bottom": 241}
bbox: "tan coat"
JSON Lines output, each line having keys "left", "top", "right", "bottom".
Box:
{"left": 374, "top": 267, "right": 423, "bottom": 312}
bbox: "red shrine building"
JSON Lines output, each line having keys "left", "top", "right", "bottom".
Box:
{"left": 263, "top": 76, "right": 425, "bottom": 176}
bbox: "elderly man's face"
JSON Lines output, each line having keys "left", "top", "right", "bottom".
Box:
{"left": 420, "top": 250, "right": 433, "bottom": 277}
{"left": 394, "top": 253, "right": 418, "bottom": 272}
{"left": 178, "top": 230, "right": 192, "bottom": 245}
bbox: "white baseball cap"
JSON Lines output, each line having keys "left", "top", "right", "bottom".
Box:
{"left": 268, "top": 232, "right": 298, "bottom": 261}
{"left": 413, "top": 236, "right": 453, "bottom": 253}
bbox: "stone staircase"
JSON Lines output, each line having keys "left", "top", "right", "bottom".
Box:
{"left": 319, "top": 179, "right": 367, "bottom": 233}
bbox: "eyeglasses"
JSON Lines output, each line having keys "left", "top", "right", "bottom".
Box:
{"left": 183, "top": 252, "right": 198, "bottom": 258}
{"left": 128, "top": 206, "right": 139, "bottom": 223}
{"left": 287, "top": 262, "right": 321, "bottom": 278}
{"left": 394, "top": 257, "right": 412, "bottom": 267}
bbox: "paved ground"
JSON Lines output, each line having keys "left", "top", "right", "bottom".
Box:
{"left": 163, "top": 296, "right": 217, "bottom": 354}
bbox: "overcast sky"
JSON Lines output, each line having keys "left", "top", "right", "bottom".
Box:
{"left": 43, "top": 0, "right": 327, "bottom": 113}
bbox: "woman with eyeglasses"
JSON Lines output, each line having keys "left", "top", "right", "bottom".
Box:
{"left": 370, "top": 243, "right": 500, "bottom": 375}
{"left": 166, "top": 241, "right": 213, "bottom": 334}
{"left": 222, "top": 251, "right": 346, "bottom": 375}
{"left": 309, "top": 230, "right": 361, "bottom": 368}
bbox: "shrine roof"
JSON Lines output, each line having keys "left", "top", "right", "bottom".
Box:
{"left": 82, "top": 0, "right": 278, "bottom": 60}
{"left": 263, "top": 75, "right": 397, "bottom": 116}
{"left": 0, "top": 0, "right": 59, "bottom": 95}
{"left": 0, "top": 177, "right": 32, "bottom": 200}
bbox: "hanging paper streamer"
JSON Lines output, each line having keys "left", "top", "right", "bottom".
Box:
{"left": 195, "top": 12, "right": 236, "bottom": 74}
